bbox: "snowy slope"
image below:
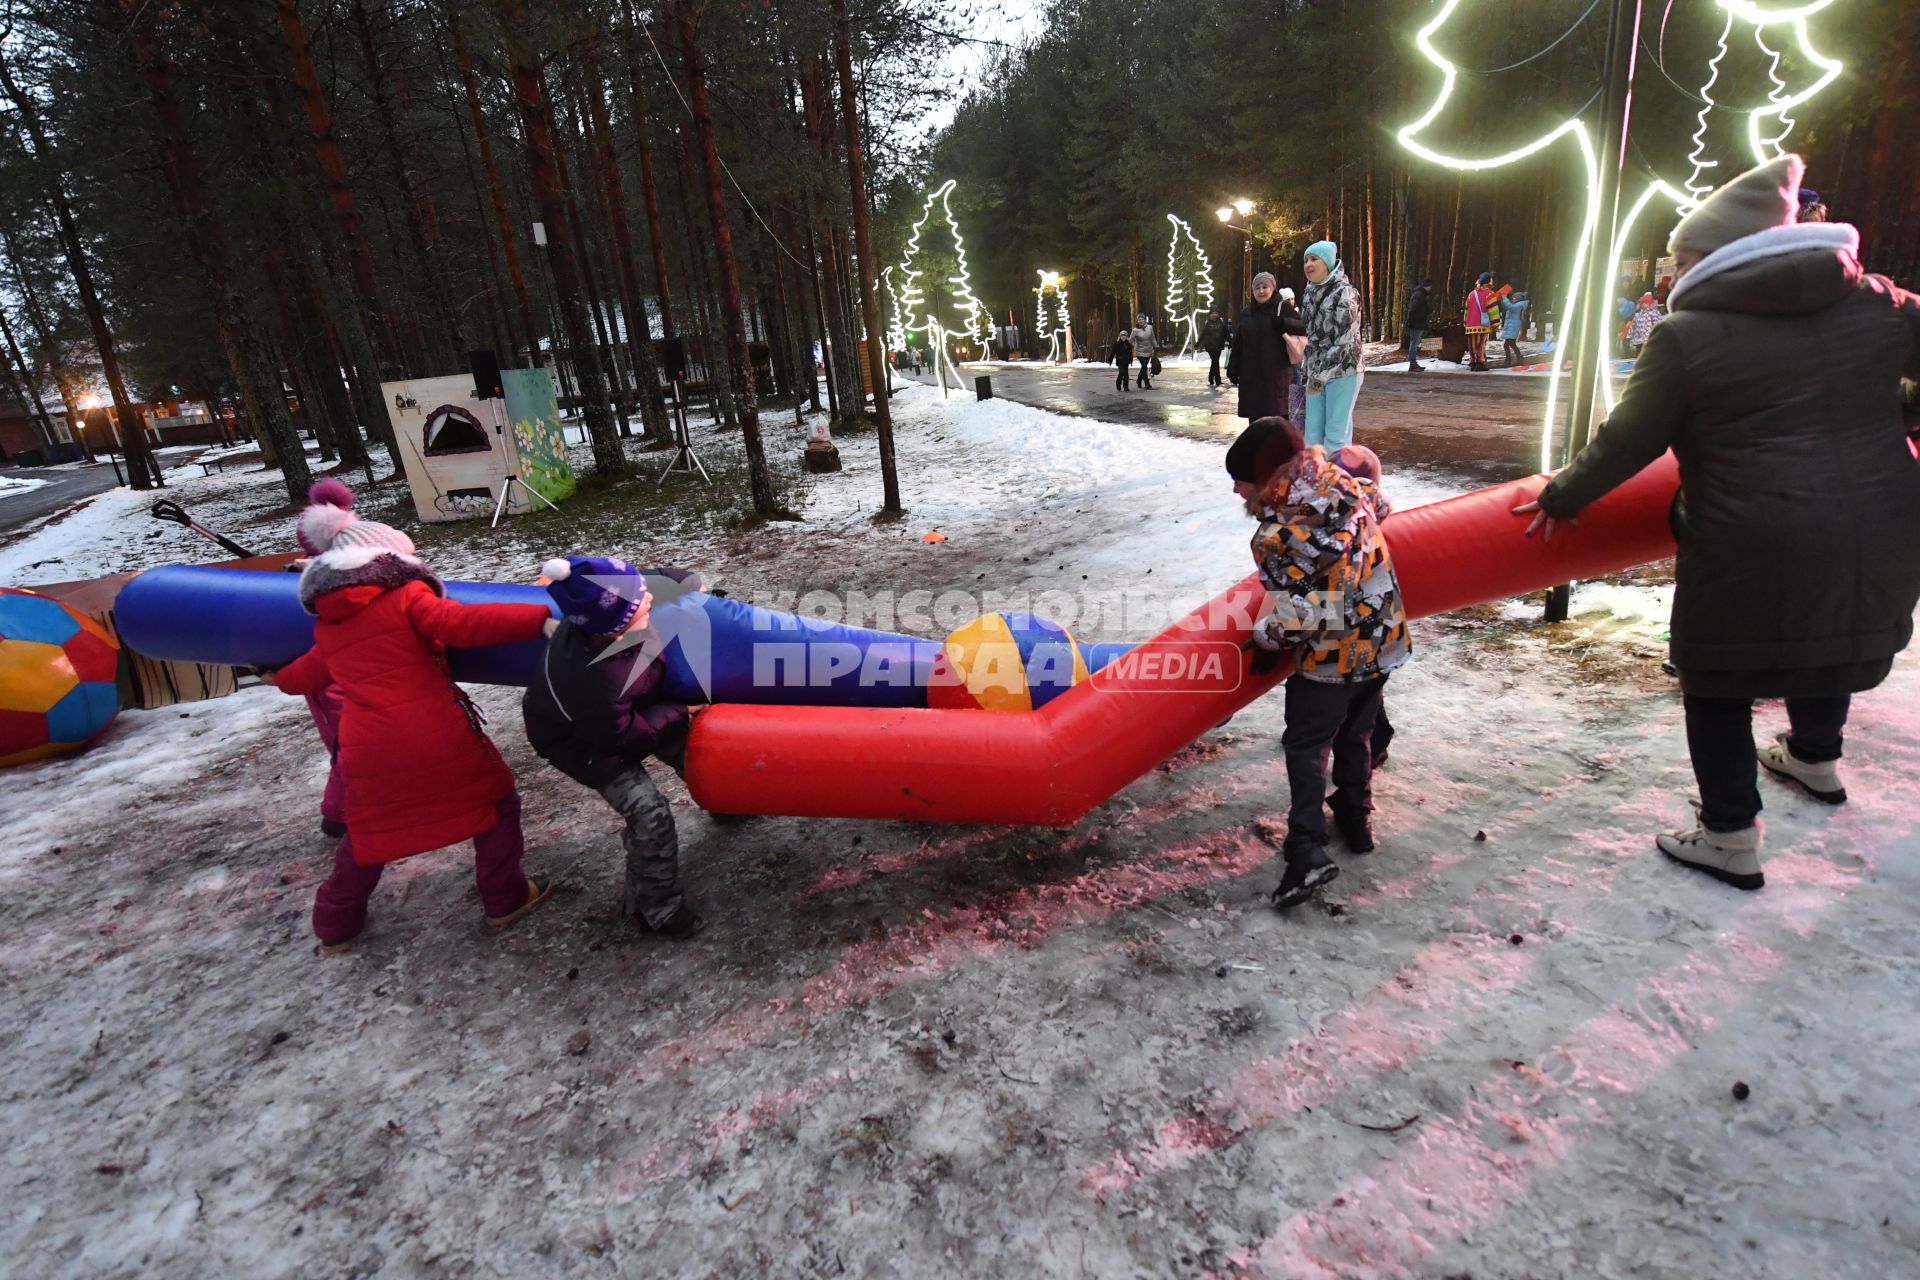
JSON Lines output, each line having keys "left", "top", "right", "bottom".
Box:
{"left": 1, "top": 385, "right": 1916, "bottom": 1278}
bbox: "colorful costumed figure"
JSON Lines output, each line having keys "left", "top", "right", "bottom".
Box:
{"left": 1464, "top": 272, "right": 1501, "bottom": 371}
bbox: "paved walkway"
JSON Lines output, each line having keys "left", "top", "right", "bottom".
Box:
{"left": 903, "top": 358, "right": 1561, "bottom": 487}
{"left": 0, "top": 462, "right": 124, "bottom": 539}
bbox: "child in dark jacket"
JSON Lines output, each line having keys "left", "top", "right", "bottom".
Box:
{"left": 522, "top": 555, "right": 706, "bottom": 938}
{"left": 1112, "top": 332, "right": 1134, "bottom": 390}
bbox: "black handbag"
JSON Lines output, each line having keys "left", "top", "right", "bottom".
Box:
{"left": 1150, "top": 355, "right": 1162, "bottom": 375}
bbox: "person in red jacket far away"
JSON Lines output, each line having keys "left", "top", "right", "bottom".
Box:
{"left": 267, "top": 482, "right": 558, "bottom": 953}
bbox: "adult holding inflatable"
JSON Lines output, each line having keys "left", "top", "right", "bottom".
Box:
{"left": 1514, "top": 154, "right": 1920, "bottom": 892}
{"left": 1227, "top": 272, "right": 1306, "bottom": 422}
{"left": 1300, "top": 241, "right": 1364, "bottom": 450}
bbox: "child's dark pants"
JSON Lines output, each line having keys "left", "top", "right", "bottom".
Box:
{"left": 1281, "top": 674, "right": 1387, "bottom": 849}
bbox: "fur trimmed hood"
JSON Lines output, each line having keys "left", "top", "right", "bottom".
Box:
{"left": 298, "top": 550, "right": 444, "bottom": 613}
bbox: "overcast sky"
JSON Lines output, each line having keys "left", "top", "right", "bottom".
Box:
{"left": 908, "top": 1, "right": 1047, "bottom": 140}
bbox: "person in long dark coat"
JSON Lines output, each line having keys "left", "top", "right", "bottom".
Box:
{"left": 1227, "top": 271, "right": 1307, "bottom": 420}
{"left": 1514, "top": 154, "right": 1920, "bottom": 893}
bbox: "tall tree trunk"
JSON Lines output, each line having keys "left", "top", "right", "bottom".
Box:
{"left": 124, "top": 0, "right": 311, "bottom": 501}
{"left": 445, "top": 0, "right": 540, "bottom": 362}
{"left": 584, "top": 49, "right": 670, "bottom": 445}
{"left": 0, "top": 303, "right": 63, "bottom": 454}
{"left": 1, "top": 231, "right": 86, "bottom": 448}
{"left": 499, "top": 0, "right": 622, "bottom": 474}
{"left": 349, "top": 0, "right": 458, "bottom": 371}
{"left": 0, "top": 52, "right": 160, "bottom": 488}
{"left": 620, "top": 0, "right": 677, "bottom": 337}
{"left": 831, "top": 0, "right": 898, "bottom": 509}
{"left": 277, "top": 0, "right": 407, "bottom": 380}
{"left": 778, "top": 197, "right": 822, "bottom": 412}
{"left": 672, "top": 0, "right": 773, "bottom": 513}
{"left": 557, "top": 80, "right": 633, "bottom": 439}
{"left": 802, "top": 214, "right": 839, "bottom": 421}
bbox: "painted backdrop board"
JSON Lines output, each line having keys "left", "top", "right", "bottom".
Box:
{"left": 502, "top": 368, "right": 574, "bottom": 508}
{"left": 384, "top": 374, "right": 530, "bottom": 524}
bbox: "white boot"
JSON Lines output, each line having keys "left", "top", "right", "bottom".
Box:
{"left": 1758, "top": 732, "right": 1847, "bottom": 804}
{"left": 1656, "top": 820, "right": 1763, "bottom": 891}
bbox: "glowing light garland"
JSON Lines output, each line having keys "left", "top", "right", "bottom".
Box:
{"left": 1684, "top": 7, "right": 1737, "bottom": 197}
{"left": 1035, "top": 270, "right": 1068, "bottom": 363}
{"left": 1163, "top": 214, "right": 1217, "bottom": 361}
{"left": 881, "top": 266, "right": 907, "bottom": 352}
{"left": 1397, "top": 0, "right": 1844, "bottom": 472}
{"left": 894, "top": 179, "right": 991, "bottom": 396}
{"left": 1753, "top": 26, "right": 1794, "bottom": 151}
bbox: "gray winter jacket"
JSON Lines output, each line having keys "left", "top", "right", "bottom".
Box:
{"left": 1129, "top": 322, "right": 1156, "bottom": 357}
{"left": 1302, "top": 268, "right": 1362, "bottom": 385}
{"left": 1539, "top": 223, "right": 1920, "bottom": 696}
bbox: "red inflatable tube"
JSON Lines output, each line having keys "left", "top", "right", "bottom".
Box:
{"left": 686, "top": 457, "right": 1681, "bottom": 826}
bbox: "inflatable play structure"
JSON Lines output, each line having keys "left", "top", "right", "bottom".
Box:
{"left": 0, "top": 587, "right": 122, "bottom": 765}
{"left": 114, "top": 458, "right": 1681, "bottom": 825}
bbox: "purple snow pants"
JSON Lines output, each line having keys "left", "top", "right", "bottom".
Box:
{"left": 303, "top": 684, "right": 347, "bottom": 831}
{"left": 311, "top": 792, "right": 530, "bottom": 945}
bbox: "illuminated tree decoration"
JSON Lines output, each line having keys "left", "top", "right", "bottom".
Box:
{"left": 1034, "top": 270, "right": 1068, "bottom": 363}
{"left": 1164, "top": 214, "right": 1216, "bottom": 360}
{"left": 1396, "top": 0, "right": 1845, "bottom": 470}
{"left": 881, "top": 265, "right": 908, "bottom": 352}
{"left": 894, "top": 179, "right": 991, "bottom": 396}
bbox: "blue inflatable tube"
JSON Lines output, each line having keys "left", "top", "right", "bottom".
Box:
{"left": 112, "top": 566, "right": 956, "bottom": 708}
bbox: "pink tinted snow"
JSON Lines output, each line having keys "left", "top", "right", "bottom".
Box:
{"left": 624, "top": 824, "right": 1283, "bottom": 1086}
{"left": 1081, "top": 935, "right": 1532, "bottom": 1196}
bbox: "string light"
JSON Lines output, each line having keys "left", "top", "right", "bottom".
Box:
{"left": 895, "top": 179, "right": 990, "bottom": 395}
{"left": 1035, "top": 270, "right": 1067, "bottom": 363}
{"left": 1683, "top": 7, "right": 1737, "bottom": 197}
{"left": 1396, "top": 0, "right": 1600, "bottom": 471}
{"left": 1399, "top": 0, "right": 1844, "bottom": 472}
{"left": 1753, "top": 25, "right": 1794, "bottom": 152}
{"left": 1163, "top": 214, "right": 1216, "bottom": 360}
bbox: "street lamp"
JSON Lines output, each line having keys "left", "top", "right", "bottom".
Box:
{"left": 1217, "top": 200, "right": 1256, "bottom": 304}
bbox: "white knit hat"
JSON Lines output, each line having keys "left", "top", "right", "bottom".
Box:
{"left": 1671, "top": 154, "right": 1803, "bottom": 255}
{"left": 296, "top": 482, "right": 417, "bottom": 570}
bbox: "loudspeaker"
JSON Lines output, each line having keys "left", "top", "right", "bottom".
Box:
{"left": 659, "top": 336, "right": 689, "bottom": 382}
{"left": 468, "top": 349, "right": 504, "bottom": 400}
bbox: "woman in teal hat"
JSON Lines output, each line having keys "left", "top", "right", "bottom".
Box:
{"left": 1300, "top": 240, "right": 1364, "bottom": 450}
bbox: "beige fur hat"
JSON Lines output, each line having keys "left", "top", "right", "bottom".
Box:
{"left": 1670, "top": 154, "right": 1803, "bottom": 256}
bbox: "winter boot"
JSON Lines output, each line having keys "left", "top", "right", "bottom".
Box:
{"left": 318, "top": 932, "right": 359, "bottom": 956}
{"left": 1758, "top": 733, "right": 1846, "bottom": 804}
{"left": 486, "top": 875, "right": 556, "bottom": 929}
{"left": 1271, "top": 841, "right": 1340, "bottom": 910}
{"left": 1656, "top": 822, "right": 1763, "bottom": 891}
{"left": 641, "top": 902, "right": 708, "bottom": 940}
{"left": 1332, "top": 806, "right": 1375, "bottom": 854}
{"left": 321, "top": 817, "right": 347, "bottom": 840}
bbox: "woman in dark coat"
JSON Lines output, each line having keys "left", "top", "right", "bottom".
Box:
{"left": 1515, "top": 155, "right": 1920, "bottom": 892}
{"left": 1227, "top": 271, "right": 1307, "bottom": 421}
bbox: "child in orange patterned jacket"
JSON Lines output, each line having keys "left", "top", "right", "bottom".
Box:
{"left": 1226, "top": 418, "right": 1411, "bottom": 910}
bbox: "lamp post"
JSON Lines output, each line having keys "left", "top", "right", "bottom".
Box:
{"left": 80, "top": 403, "right": 123, "bottom": 485}
{"left": 1216, "top": 198, "right": 1255, "bottom": 303}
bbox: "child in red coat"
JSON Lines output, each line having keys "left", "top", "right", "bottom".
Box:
{"left": 270, "top": 484, "right": 556, "bottom": 951}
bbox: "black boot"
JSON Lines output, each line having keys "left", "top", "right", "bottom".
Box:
{"left": 1271, "top": 841, "right": 1339, "bottom": 910}
{"left": 1332, "top": 806, "right": 1375, "bottom": 854}
{"left": 641, "top": 902, "right": 708, "bottom": 940}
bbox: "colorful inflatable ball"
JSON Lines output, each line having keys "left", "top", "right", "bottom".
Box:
{"left": 0, "top": 587, "right": 121, "bottom": 765}
{"left": 928, "top": 611, "right": 1089, "bottom": 712}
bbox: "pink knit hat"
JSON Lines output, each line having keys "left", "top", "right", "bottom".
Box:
{"left": 296, "top": 480, "right": 417, "bottom": 568}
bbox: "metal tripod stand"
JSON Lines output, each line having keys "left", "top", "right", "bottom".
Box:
{"left": 656, "top": 379, "right": 711, "bottom": 486}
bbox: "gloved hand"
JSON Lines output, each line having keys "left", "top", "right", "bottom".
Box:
{"left": 1249, "top": 645, "right": 1288, "bottom": 677}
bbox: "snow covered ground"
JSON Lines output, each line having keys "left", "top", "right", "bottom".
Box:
{"left": 2, "top": 386, "right": 1918, "bottom": 1278}
{"left": 0, "top": 474, "right": 51, "bottom": 501}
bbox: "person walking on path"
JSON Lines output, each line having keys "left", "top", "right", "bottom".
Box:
{"left": 267, "top": 482, "right": 558, "bottom": 951}
{"left": 1111, "top": 329, "right": 1134, "bottom": 390}
{"left": 1129, "top": 312, "right": 1157, "bottom": 389}
{"left": 1201, "top": 304, "right": 1231, "bottom": 387}
{"left": 1513, "top": 154, "right": 1920, "bottom": 892}
{"left": 1403, "top": 277, "right": 1433, "bottom": 371}
{"left": 1464, "top": 271, "right": 1501, "bottom": 370}
{"left": 1300, "top": 241, "right": 1364, "bottom": 450}
{"left": 1226, "top": 417, "right": 1411, "bottom": 910}
{"left": 1227, "top": 272, "right": 1307, "bottom": 423}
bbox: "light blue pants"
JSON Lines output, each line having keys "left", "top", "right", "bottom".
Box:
{"left": 1304, "top": 371, "right": 1362, "bottom": 450}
